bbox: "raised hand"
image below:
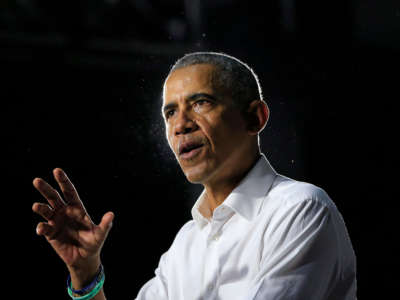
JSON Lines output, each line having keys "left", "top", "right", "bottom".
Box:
{"left": 32, "top": 168, "right": 114, "bottom": 286}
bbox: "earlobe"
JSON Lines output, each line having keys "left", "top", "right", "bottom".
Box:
{"left": 246, "top": 100, "right": 269, "bottom": 135}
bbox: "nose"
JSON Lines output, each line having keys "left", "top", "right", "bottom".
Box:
{"left": 174, "top": 110, "right": 198, "bottom": 135}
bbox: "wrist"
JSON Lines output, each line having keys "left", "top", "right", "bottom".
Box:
{"left": 67, "top": 257, "right": 101, "bottom": 290}
{"left": 67, "top": 263, "right": 105, "bottom": 300}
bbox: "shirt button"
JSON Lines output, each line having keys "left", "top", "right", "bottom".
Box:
{"left": 213, "top": 234, "right": 220, "bottom": 241}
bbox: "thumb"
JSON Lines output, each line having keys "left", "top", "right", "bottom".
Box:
{"left": 98, "top": 211, "right": 114, "bottom": 238}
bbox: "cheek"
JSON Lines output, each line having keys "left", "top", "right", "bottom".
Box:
{"left": 195, "top": 118, "right": 214, "bottom": 147}
{"left": 208, "top": 114, "right": 247, "bottom": 148}
{"left": 165, "top": 126, "right": 175, "bottom": 151}
{"left": 221, "top": 109, "right": 246, "bottom": 129}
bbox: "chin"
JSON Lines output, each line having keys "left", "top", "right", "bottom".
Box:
{"left": 184, "top": 170, "right": 206, "bottom": 184}
{"left": 181, "top": 162, "right": 211, "bottom": 184}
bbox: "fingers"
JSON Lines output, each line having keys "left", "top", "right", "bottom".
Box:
{"left": 98, "top": 211, "right": 114, "bottom": 240}
{"left": 53, "top": 168, "right": 83, "bottom": 207}
{"left": 33, "top": 178, "right": 66, "bottom": 210}
{"left": 36, "top": 221, "right": 54, "bottom": 237}
{"left": 32, "top": 202, "right": 54, "bottom": 221}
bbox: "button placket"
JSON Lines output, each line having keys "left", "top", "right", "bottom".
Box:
{"left": 202, "top": 232, "right": 220, "bottom": 299}
{"left": 213, "top": 232, "right": 220, "bottom": 241}
{"left": 208, "top": 219, "right": 222, "bottom": 244}
{"left": 208, "top": 206, "right": 228, "bottom": 242}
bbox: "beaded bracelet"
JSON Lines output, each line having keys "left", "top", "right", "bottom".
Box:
{"left": 67, "top": 264, "right": 105, "bottom": 300}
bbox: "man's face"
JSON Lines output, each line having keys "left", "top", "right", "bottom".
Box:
{"left": 162, "top": 64, "right": 252, "bottom": 184}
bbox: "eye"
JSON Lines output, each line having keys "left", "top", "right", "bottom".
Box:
{"left": 165, "top": 109, "right": 176, "bottom": 119}
{"left": 195, "top": 99, "right": 209, "bottom": 106}
{"left": 193, "top": 99, "right": 212, "bottom": 112}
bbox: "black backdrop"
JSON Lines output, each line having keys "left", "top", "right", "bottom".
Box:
{"left": 2, "top": 1, "right": 399, "bottom": 299}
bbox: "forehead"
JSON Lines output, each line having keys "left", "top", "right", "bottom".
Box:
{"left": 163, "top": 64, "right": 216, "bottom": 103}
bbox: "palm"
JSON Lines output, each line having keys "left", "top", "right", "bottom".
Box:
{"left": 47, "top": 206, "right": 98, "bottom": 266}
{"left": 33, "top": 169, "right": 114, "bottom": 269}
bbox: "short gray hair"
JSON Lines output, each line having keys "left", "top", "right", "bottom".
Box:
{"left": 165, "top": 52, "right": 263, "bottom": 110}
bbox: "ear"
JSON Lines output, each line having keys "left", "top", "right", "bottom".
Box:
{"left": 245, "top": 100, "right": 269, "bottom": 135}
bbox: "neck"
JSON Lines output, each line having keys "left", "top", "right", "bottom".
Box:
{"left": 203, "top": 150, "right": 261, "bottom": 213}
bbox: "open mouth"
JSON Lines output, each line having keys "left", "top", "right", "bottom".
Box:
{"left": 179, "top": 141, "right": 204, "bottom": 159}
{"left": 180, "top": 143, "right": 204, "bottom": 155}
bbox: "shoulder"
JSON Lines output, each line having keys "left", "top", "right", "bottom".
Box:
{"left": 176, "top": 219, "right": 197, "bottom": 236}
{"left": 268, "top": 175, "right": 336, "bottom": 211}
{"left": 262, "top": 175, "right": 357, "bottom": 270}
{"left": 168, "top": 219, "right": 198, "bottom": 248}
{"left": 260, "top": 175, "right": 356, "bottom": 250}
{"left": 258, "top": 175, "right": 343, "bottom": 230}
{"left": 161, "top": 219, "right": 202, "bottom": 268}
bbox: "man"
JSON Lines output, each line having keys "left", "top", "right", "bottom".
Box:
{"left": 32, "top": 52, "right": 357, "bottom": 300}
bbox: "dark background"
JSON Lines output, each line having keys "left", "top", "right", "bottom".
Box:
{"left": 2, "top": 0, "right": 399, "bottom": 299}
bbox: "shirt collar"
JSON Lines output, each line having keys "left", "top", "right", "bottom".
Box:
{"left": 191, "top": 154, "right": 277, "bottom": 229}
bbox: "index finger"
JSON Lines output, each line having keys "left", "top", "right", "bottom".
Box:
{"left": 53, "top": 168, "right": 84, "bottom": 208}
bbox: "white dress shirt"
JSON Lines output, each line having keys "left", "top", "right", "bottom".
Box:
{"left": 135, "top": 154, "right": 357, "bottom": 300}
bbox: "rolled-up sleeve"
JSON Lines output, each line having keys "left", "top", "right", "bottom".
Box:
{"left": 245, "top": 199, "right": 356, "bottom": 300}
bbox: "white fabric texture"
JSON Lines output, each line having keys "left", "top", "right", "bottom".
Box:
{"left": 135, "top": 154, "right": 357, "bottom": 300}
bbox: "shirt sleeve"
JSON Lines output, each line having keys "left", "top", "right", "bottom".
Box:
{"left": 244, "top": 198, "right": 354, "bottom": 300}
{"left": 134, "top": 251, "right": 169, "bottom": 300}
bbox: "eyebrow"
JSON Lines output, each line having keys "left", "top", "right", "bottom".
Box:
{"left": 162, "top": 93, "right": 217, "bottom": 114}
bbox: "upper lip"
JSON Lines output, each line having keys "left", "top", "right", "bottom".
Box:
{"left": 178, "top": 140, "right": 205, "bottom": 155}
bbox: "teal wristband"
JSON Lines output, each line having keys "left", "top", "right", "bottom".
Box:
{"left": 67, "top": 272, "right": 105, "bottom": 300}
